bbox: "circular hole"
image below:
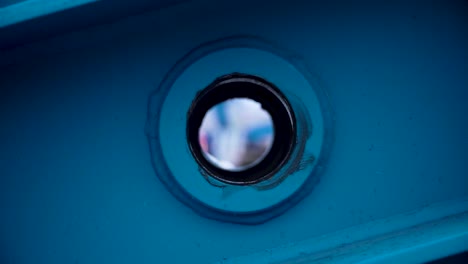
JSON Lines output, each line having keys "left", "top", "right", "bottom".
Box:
{"left": 198, "top": 98, "right": 275, "bottom": 172}
{"left": 187, "top": 73, "right": 296, "bottom": 185}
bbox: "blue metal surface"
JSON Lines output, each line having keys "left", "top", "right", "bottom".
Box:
{"left": 146, "top": 37, "right": 331, "bottom": 223}
{"left": 0, "top": 0, "right": 96, "bottom": 27}
{"left": 0, "top": 0, "right": 467, "bottom": 263}
{"left": 222, "top": 200, "right": 468, "bottom": 263}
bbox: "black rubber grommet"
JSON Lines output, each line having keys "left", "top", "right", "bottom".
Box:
{"left": 187, "top": 73, "right": 296, "bottom": 185}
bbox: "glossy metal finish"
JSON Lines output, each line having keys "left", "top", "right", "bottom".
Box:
{"left": 146, "top": 39, "right": 329, "bottom": 222}
{"left": 0, "top": 0, "right": 467, "bottom": 263}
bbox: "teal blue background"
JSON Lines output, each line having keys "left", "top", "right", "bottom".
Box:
{"left": 0, "top": 0, "right": 467, "bottom": 263}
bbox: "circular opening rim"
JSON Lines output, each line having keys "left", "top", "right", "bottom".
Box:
{"left": 186, "top": 73, "right": 296, "bottom": 185}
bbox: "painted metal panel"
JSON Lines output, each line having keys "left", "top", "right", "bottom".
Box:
{"left": 0, "top": 0, "right": 467, "bottom": 263}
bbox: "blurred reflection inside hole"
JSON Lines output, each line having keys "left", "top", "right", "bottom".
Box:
{"left": 199, "top": 98, "right": 275, "bottom": 172}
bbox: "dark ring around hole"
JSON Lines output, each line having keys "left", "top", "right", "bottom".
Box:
{"left": 187, "top": 73, "right": 296, "bottom": 185}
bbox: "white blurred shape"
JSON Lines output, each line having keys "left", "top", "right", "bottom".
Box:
{"left": 198, "top": 98, "right": 274, "bottom": 172}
